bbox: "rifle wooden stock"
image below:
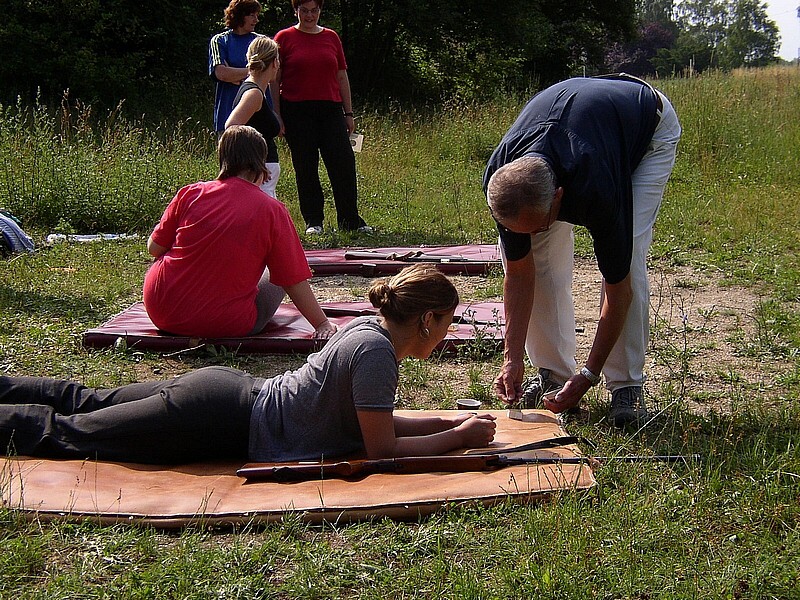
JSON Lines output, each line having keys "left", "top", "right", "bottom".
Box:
{"left": 237, "top": 455, "right": 503, "bottom": 481}
{"left": 237, "top": 453, "right": 702, "bottom": 482}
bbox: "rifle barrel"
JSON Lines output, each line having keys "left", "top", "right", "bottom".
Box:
{"left": 238, "top": 455, "right": 500, "bottom": 481}
{"left": 237, "top": 453, "right": 702, "bottom": 482}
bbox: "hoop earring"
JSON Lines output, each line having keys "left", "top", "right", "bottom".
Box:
{"left": 420, "top": 327, "right": 430, "bottom": 339}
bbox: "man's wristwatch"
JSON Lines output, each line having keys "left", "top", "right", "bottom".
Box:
{"left": 579, "top": 366, "right": 601, "bottom": 386}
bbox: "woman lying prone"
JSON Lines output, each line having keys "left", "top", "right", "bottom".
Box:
{"left": 0, "top": 265, "right": 496, "bottom": 464}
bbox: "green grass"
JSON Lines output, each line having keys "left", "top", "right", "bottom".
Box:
{"left": 2, "top": 67, "right": 800, "bottom": 598}
{"left": 653, "top": 68, "right": 800, "bottom": 302}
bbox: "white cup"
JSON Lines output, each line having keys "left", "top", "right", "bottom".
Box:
{"left": 349, "top": 133, "right": 364, "bottom": 152}
{"left": 456, "top": 398, "right": 481, "bottom": 411}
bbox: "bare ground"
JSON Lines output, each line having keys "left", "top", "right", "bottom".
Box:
{"left": 305, "top": 257, "right": 786, "bottom": 416}
{"left": 139, "top": 258, "right": 784, "bottom": 418}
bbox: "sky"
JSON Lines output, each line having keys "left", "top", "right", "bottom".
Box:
{"left": 766, "top": 0, "right": 800, "bottom": 61}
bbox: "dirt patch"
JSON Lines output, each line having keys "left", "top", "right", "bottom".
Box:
{"left": 135, "top": 259, "right": 781, "bottom": 416}
{"left": 307, "top": 258, "right": 781, "bottom": 415}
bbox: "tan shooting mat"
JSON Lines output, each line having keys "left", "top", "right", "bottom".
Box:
{"left": 0, "top": 410, "right": 595, "bottom": 528}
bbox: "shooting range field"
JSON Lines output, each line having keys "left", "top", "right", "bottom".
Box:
{"left": 1, "top": 68, "right": 798, "bottom": 597}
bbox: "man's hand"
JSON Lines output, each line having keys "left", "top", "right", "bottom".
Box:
{"left": 495, "top": 251, "right": 535, "bottom": 405}
{"left": 493, "top": 359, "right": 526, "bottom": 405}
{"left": 543, "top": 374, "right": 591, "bottom": 413}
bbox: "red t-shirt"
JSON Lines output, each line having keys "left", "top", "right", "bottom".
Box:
{"left": 274, "top": 26, "right": 347, "bottom": 102}
{"left": 143, "top": 177, "right": 312, "bottom": 337}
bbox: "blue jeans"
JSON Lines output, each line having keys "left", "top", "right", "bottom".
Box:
{"left": 0, "top": 367, "right": 261, "bottom": 463}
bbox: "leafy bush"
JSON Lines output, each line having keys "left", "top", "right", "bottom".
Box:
{"left": 0, "top": 0, "right": 221, "bottom": 120}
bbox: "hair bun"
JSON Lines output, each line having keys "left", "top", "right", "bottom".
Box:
{"left": 368, "top": 282, "right": 393, "bottom": 309}
{"left": 378, "top": 283, "right": 393, "bottom": 303}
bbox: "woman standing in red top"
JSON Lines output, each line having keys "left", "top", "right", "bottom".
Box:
{"left": 143, "top": 126, "right": 336, "bottom": 339}
{"left": 271, "top": 0, "right": 371, "bottom": 235}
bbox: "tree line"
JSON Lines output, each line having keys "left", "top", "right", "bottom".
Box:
{"left": 608, "top": 0, "right": 782, "bottom": 75}
{"left": 0, "top": 0, "right": 782, "bottom": 122}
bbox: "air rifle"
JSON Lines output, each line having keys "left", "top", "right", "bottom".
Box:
{"left": 237, "top": 452, "right": 701, "bottom": 482}
{"left": 320, "top": 304, "right": 502, "bottom": 327}
{"left": 343, "top": 250, "right": 489, "bottom": 264}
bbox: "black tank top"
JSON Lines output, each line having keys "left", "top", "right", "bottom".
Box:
{"left": 232, "top": 81, "right": 280, "bottom": 163}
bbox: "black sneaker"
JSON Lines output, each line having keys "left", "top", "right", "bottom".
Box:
{"left": 608, "top": 386, "right": 648, "bottom": 427}
{"left": 520, "top": 368, "right": 562, "bottom": 408}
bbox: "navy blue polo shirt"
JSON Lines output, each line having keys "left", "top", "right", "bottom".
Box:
{"left": 483, "top": 76, "right": 660, "bottom": 284}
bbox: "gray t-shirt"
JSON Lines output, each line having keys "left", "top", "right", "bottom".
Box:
{"left": 248, "top": 316, "right": 397, "bottom": 461}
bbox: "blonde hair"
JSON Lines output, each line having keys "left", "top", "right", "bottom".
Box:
{"left": 247, "top": 36, "right": 278, "bottom": 73}
{"left": 368, "top": 264, "right": 459, "bottom": 325}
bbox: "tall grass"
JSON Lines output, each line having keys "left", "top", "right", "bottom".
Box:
{"left": 0, "top": 93, "right": 523, "bottom": 245}
{"left": 654, "top": 67, "right": 800, "bottom": 305}
{"left": 351, "top": 97, "right": 521, "bottom": 244}
{"left": 4, "top": 69, "right": 798, "bottom": 277}
{"left": 662, "top": 67, "right": 800, "bottom": 187}
{"left": 0, "top": 96, "right": 216, "bottom": 233}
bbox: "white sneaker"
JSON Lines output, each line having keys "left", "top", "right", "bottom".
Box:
{"left": 305, "top": 225, "right": 323, "bottom": 235}
{"left": 356, "top": 225, "right": 374, "bottom": 234}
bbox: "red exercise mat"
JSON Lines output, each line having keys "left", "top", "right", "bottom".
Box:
{"left": 82, "top": 301, "right": 506, "bottom": 354}
{"left": 305, "top": 244, "right": 500, "bottom": 276}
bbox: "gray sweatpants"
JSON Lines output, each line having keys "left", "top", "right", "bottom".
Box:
{"left": 0, "top": 367, "right": 262, "bottom": 463}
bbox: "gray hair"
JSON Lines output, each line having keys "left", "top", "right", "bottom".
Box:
{"left": 486, "top": 156, "right": 555, "bottom": 222}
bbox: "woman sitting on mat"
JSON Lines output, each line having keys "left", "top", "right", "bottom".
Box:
{"left": 142, "top": 125, "right": 336, "bottom": 339}
{"left": 1, "top": 265, "right": 496, "bottom": 464}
